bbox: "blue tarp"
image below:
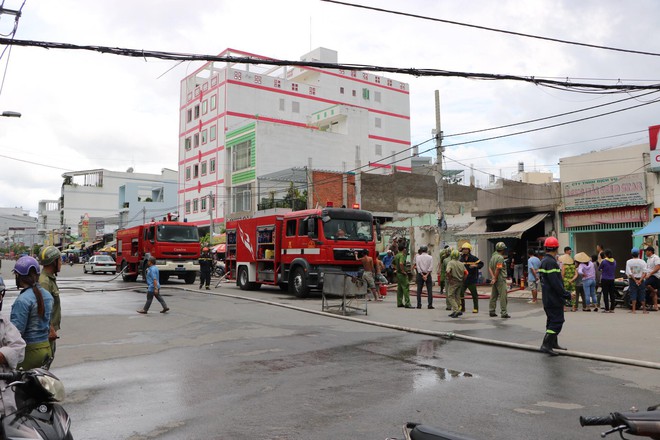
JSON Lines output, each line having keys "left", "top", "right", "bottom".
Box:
{"left": 633, "top": 216, "right": 660, "bottom": 236}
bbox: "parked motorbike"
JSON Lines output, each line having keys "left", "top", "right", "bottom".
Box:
{"left": 386, "top": 404, "right": 660, "bottom": 439}
{"left": 0, "top": 368, "right": 73, "bottom": 439}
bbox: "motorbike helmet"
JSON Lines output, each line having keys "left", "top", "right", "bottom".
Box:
{"left": 461, "top": 243, "right": 472, "bottom": 251}
{"left": 495, "top": 242, "right": 507, "bottom": 251}
{"left": 13, "top": 256, "right": 40, "bottom": 276}
{"left": 39, "top": 246, "right": 62, "bottom": 266}
{"left": 450, "top": 249, "right": 460, "bottom": 260}
{"left": 544, "top": 236, "right": 559, "bottom": 250}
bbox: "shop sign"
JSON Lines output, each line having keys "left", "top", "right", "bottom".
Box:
{"left": 562, "top": 173, "right": 646, "bottom": 211}
{"left": 563, "top": 206, "right": 649, "bottom": 228}
{"left": 650, "top": 125, "right": 660, "bottom": 172}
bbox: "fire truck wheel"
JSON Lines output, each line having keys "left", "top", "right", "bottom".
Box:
{"left": 121, "top": 261, "right": 138, "bottom": 282}
{"left": 237, "top": 266, "right": 250, "bottom": 290}
{"left": 289, "top": 266, "right": 310, "bottom": 298}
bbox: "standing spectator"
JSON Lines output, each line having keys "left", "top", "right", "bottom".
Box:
{"left": 414, "top": 246, "right": 434, "bottom": 309}
{"left": 382, "top": 250, "right": 394, "bottom": 284}
{"left": 394, "top": 244, "right": 412, "bottom": 309}
{"left": 10, "top": 256, "right": 53, "bottom": 369}
{"left": 356, "top": 250, "right": 379, "bottom": 302}
{"left": 446, "top": 250, "right": 466, "bottom": 318}
{"left": 460, "top": 243, "right": 483, "bottom": 313}
{"left": 527, "top": 249, "right": 541, "bottom": 304}
{"left": 626, "top": 248, "right": 647, "bottom": 314}
{"left": 593, "top": 254, "right": 602, "bottom": 309}
{"left": 38, "top": 246, "right": 62, "bottom": 361}
{"left": 539, "top": 237, "right": 572, "bottom": 356}
{"left": 643, "top": 246, "right": 660, "bottom": 312}
{"left": 513, "top": 251, "right": 525, "bottom": 289}
{"left": 198, "top": 247, "right": 213, "bottom": 290}
{"left": 576, "top": 252, "right": 596, "bottom": 311}
{"left": 596, "top": 244, "right": 604, "bottom": 264}
{"left": 137, "top": 257, "right": 169, "bottom": 314}
{"left": 599, "top": 249, "right": 617, "bottom": 313}
{"left": 488, "top": 242, "right": 510, "bottom": 318}
{"left": 571, "top": 261, "right": 585, "bottom": 312}
{"left": 559, "top": 247, "right": 575, "bottom": 311}
{"left": 507, "top": 250, "right": 517, "bottom": 288}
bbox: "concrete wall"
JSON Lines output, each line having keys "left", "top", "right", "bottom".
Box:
{"left": 475, "top": 180, "right": 560, "bottom": 214}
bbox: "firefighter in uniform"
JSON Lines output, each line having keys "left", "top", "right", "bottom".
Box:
{"left": 459, "top": 243, "right": 483, "bottom": 313}
{"left": 394, "top": 244, "right": 412, "bottom": 308}
{"left": 489, "top": 242, "right": 510, "bottom": 318}
{"left": 199, "top": 247, "right": 213, "bottom": 290}
{"left": 539, "top": 236, "right": 572, "bottom": 356}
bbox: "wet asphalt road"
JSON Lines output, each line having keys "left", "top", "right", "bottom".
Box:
{"left": 0, "top": 263, "right": 657, "bottom": 440}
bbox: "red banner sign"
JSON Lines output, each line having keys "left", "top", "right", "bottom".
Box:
{"left": 563, "top": 206, "right": 649, "bottom": 228}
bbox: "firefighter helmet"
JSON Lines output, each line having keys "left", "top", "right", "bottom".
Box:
{"left": 460, "top": 243, "right": 472, "bottom": 251}
{"left": 544, "top": 236, "right": 559, "bottom": 249}
{"left": 450, "top": 249, "right": 460, "bottom": 260}
{"left": 495, "top": 242, "right": 507, "bottom": 251}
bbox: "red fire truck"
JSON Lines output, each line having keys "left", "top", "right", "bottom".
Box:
{"left": 115, "top": 221, "right": 200, "bottom": 284}
{"left": 225, "top": 207, "right": 379, "bottom": 297}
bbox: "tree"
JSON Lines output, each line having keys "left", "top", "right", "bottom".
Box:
{"left": 283, "top": 182, "right": 307, "bottom": 211}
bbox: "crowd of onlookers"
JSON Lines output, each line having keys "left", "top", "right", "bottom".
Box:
{"left": 522, "top": 244, "right": 658, "bottom": 314}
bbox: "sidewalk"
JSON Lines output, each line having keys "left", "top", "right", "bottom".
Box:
{"left": 358, "top": 283, "right": 660, "bottom": 366}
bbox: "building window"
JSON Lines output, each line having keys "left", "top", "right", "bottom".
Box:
{"left": 193, "top": 164, "right": 199, "bottom": 178}
{"left": 374, "top": 91, "right": 381, "bottom": 103}
{"left": 210, "top": 95, "right": 217, "bottom": 110}
{"left": 387, "top": 79, "right": 393, "bottom": 87}
{"left": 340, "top": 87, "right": 344, "bottom": 94}
{"left": 291, "top": 83, "right": 298, "bottom": 91}
{"left": 232, "top": 140, "right": 252, "bottom": 172}
{"left": 202, "top": 130, "right": 208, "bottom": 144}
{"left": 400, "top": 83, "right": 406, "bottom": 90}
{"left": 202, "top": 100, "right": 208, "bottom": 115}
{"left": 375, "top": 144, "right": 382, "bottom": 156}
{"left": 232, "top": 184, "right": 251, "bottom": 212}
{"left": 193, "top": 198, "right": 199, "bottom": 212}
{"left": 279, "top": 98, "right": 285, "bottom": 111}
{"left": 185, "top": 200, "right": 191, "bottom": 214}
{"left": 210, "top": 158, "right": 216, "bottom": 173}
{"left": 375, "top": 117, "right": 381, "bottom": 128}
{"left": 184, "top": 137, "right": 192, "bottom": 150}
{"left": 375, "top": 76, "right": 381, "bottom": 84}
{"left": 193, "top": 133, "right": 199, "bottom": 148}
{"left": 186, "top": 109, "right": 192, "bottom": 123}
{"left": 309, "top": 87, "right": 316, "bottom": 95}
{"left": 211, "top": 75, "right": 218, "bottom": 86}
{"left": 274, "top": 79, "right": 281, "bottom": 88}
{"left": 254, "top": 75, "right": 262, "bottom": 84}
{"left": 352, "top": 90, "right": 356, "bottom": 97}
{"left": 201, "top": 161, "right": 207, "bottom": 176}
{"left": 292, "top": 102, "right": 300, "bottom": 113}
{"left": 185, "top": 166, "right": 191, "bottom": 180}
{"left": 201, "top": 197, "right": 207, "bottom": 211}
{"left": 194, "top": 105, "right": 200, "bottom": 119}
{"left": 351, "top": 71, "right": 357, "bottom": 78}
{"left": 210, "top": 125, "right": 217, "bottom": 141}
{"left": 362, "top": 73, "right": 369, "bottom": 80}
{"left": 234, "top": 71, "right": 242, "bottom": 80}
{"left": 362, "top": 88, "right": 370, "bottom": 100}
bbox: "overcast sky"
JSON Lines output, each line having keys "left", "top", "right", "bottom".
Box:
{"left": 1, "top": 0, "right": 659, "bottom": 215}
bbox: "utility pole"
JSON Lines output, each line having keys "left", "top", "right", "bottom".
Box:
{"left": 142, "top": 207, "right": 146, "bottom": 224}
{"left": 209, "top": 191, "right": 214, "bottom": 235}
{"left": 434, "top": 90, "right": 445, "bottom": 230}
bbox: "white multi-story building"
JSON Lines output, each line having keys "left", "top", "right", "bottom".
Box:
{"left": 178, "top": 47, "right": 411, "bottom": 228}
{"left": 61, "top": 168, "right": 178, "bottom": 240}
{"left": 0, "top": 207, "right": 38, "bottom": 247}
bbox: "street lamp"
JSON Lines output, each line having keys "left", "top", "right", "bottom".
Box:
{"left": 1, "top": 111, "right": 21, "bottom": 118}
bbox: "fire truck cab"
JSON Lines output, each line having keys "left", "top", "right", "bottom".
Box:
{"left": 225, "top": 207, "right": 379, "bottom": 297}
{"left": 116, "top": 221, "right": 200, "bottom": 284}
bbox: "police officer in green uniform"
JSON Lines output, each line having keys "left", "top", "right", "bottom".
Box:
{"left": 394, "top": 244, "right": 412, "bottom": 308}
{"left": 38, "top": 246, "right": 62, "bottom": 360}
{"left": 489, "top": 242, "right": 510, "bottom": 318}
{"left": 446, "top": 249, "right": 467, "bottom": 318}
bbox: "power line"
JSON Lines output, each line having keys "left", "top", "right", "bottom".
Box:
{"left": 2, "top": 37, "right": 660, "bottom": 93}
{"left": 321, "top": 0, "right": 660, "bottom": 58}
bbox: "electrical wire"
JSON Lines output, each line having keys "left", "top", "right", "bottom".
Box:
{"left": 2, "top": 37, "right": 660, "bottom": 93}
{"left": 321, "top": 0, "right": 660, "bottom": 58}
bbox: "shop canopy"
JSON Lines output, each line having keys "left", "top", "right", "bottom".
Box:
{"left": 633, "top": 216, "right": 660, "bottom": 236}
{"left": 456, "top": 213, "right": 548, "bottom": 240}
{"left": 211, "top": 243, "right": 226, "bottom": 253}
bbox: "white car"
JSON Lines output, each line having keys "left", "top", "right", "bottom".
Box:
{"left": 83, "top": 255, "right": 116, "bottom": 274}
